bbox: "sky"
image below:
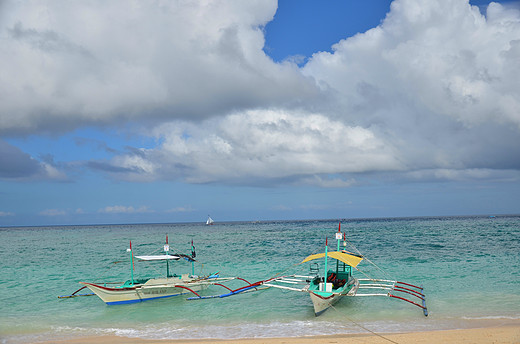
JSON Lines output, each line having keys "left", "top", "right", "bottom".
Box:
{"left": 1, "top": 0, "right": 520, "bottom": 226}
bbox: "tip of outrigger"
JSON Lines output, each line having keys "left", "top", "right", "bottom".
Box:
{"left": 421, "top": 285, "right": 428, "bottom": 316}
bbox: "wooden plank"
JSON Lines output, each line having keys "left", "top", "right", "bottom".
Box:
{"left": 262, "top": 283, "right": 306, "bottom": 292}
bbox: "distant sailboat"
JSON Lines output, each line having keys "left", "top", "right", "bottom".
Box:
{"left": 206, "top": 215, "right": 214, "bottom": 225}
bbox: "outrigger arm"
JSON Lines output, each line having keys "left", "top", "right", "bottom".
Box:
{"left": 355, "top": 278, "right": 428, "bottom": 316}
{"left": 58, "top": 285, "right": 95, "bottom": 299}
{"left": 186, "top": 277, "right": 270, "bottom": 300}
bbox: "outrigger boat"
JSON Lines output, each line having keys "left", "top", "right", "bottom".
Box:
{"left": 60, "top": 236, "right": 237, "bottom": 305}
{"left": 262, "top": 239, "right": 362, "bottom": 316}
{"left": 189, "top": 224, "right": 428, "bottom": 317}
{"left": 262, "top": 224, "right": 428, "bottom": 316}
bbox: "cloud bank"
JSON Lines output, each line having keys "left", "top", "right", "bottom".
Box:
{"left": 1, "top": 0, "right": 519, "bottom": 187}
{"left": 99, "top": 205, "right": 151, "bottom": 214}
{"left": 0, "top": 140, "right": 66, "bottom": 180}
{"left": 0, "top": 0, "right": 315, "bottom": 134}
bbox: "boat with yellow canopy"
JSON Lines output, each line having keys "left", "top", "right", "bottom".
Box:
{"left": 262, "top": 223, "right": 428, "bottom": 316}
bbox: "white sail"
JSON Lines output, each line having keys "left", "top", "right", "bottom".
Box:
{"left": 206, "top": 216, "right": 214, "bottom": 225}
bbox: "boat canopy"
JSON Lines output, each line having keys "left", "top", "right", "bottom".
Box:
{"left": 135, "top": 255, "right": 180, "bottom": 261}
{"left": 301, "top": 251, "right": 363, "bottom": 268}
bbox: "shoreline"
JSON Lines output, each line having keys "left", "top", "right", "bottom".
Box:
{"left": 44, "top": 323, "right": 520, "bottom": 344}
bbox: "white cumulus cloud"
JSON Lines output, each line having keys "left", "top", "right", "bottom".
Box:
{"left": 90, "top": 109, "right": 402, "bottom": 185}
{"left": 0, "top": 0, "right": 317, "bottom": 135}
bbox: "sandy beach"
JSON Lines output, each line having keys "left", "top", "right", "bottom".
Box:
{"left": 46, "top": 323, "right": 520, "bottom": 344}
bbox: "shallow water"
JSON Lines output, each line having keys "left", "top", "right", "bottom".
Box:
{"left": 1, "top": 216, "right": 519, "bottom": 343}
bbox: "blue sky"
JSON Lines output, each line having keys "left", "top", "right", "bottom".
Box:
{"left": 1, "top": 0, "right": 520, "bottom": 226}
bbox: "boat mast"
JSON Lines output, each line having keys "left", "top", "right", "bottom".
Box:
{"left": 342, "top": 232, "right": 351, "bottom": 277}
{"left": 191, "top": 240, "right": 196, "bottom": 276}
{"left": 324, "top": 237, "right": 328, "bottom": 285}
{"left": 128, "top": 240, "right": 135, "bottom": 285}
{"left": 336, "top": 222, "right": 342, "bottom": 273}
{"left": 165, "top": 235, "right": 171, "bottom": 278}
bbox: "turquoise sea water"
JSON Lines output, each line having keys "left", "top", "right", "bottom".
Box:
{"left": 1, "top": 216, "right": 519, "bottom": 343}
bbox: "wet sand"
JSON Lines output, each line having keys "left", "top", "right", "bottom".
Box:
{"left": 46, "top": 323, "right": 520, "bottom": 344}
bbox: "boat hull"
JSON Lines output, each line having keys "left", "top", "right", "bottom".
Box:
{"left": 80, "top": 278, "right": 210, "bottom": 305}
{"left": 309, "top": 290, "right": 343, "bottom": 316}
{"left": 308, "top": 278, "right": 359, "bottom": 316}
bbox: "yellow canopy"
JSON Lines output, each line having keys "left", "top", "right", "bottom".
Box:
{"left": 301, "top": 251, "right": 363, "bottom": 268}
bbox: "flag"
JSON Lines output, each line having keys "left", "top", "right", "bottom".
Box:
{"left": 191, "top": 239, "right": 196, "bottom": 258}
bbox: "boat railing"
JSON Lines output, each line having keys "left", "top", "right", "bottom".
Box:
{"left": 309, "top": 262, "right": 319, "bottom": 275}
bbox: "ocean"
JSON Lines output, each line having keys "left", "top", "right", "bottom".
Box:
{"left": 1, "top": 216, "right": 519, "bottom": 343}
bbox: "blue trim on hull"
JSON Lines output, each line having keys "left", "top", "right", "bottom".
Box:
{"left": 105, "top": 292, "right": 188, "bottom": 305}
{"left": 314, "top": 307, "right": 329, "bottom": 316}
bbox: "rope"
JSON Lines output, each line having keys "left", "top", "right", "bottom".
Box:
{"left": 352, "top": 266, "right": 396, "bottom": 291}
{"left": 148, "top": 260, "right": 166, "bottom": 277}
{"left": 263, "top": 246, "right": 323, "bottom": 281}
{"left": 92, "top": 260, "right": 124, "bottom": 283}
{"left": 269, "top": 262, "right": 302, "bottom": 279}
{"left": 344, "top": 239, "right": 394, "bottom": 281}
{"left": 328, "top": 303, "right": 400, "bottom": 344}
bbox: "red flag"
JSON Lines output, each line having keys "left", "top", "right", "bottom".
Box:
{"left": 166, "top": 234, "right": 168, "bottom": 244}
{"left": 326, "top": 237, "right": 328, "bottom": 246}
{"left": 338, "top": 222, "right": 341, "bottom": 232}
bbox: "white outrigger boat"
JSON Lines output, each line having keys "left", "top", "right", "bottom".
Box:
{"left": 262, "top": 224, "right": 428, "bottom": 316}
{"left": 60, "top": 236, "right": 236, "bottom": 305}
